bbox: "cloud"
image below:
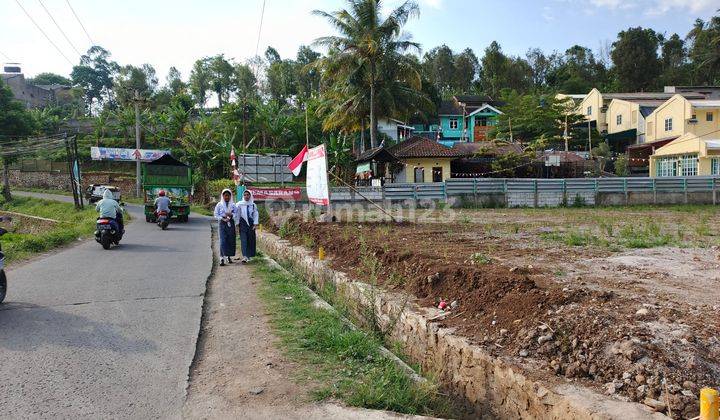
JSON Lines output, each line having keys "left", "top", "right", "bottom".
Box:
{"left": 420, "top": 0, "right": 443, "bottom": 9}
{"left": 651, "top": 0, "right": 718, "bottom": 15}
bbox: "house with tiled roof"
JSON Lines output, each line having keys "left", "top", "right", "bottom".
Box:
{"left": 388, "top": 136, "right": 466, "bottom": 183}
{"left": 412, "top": 95, "right": 503, "bottom": 145}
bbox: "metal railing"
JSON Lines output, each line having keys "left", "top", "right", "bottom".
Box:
{"left": 326, "top": 176, "right": 720, "bottom": 207}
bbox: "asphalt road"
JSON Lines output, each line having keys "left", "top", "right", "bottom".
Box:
{"left": 0, "top": 192, "right": 213, "bottom": 418}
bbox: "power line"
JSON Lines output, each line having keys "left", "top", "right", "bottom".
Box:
{"left": 14, "top": 0, "right": 74, "bottom": 66}
{"left": 38, "top": 0, "right": 82, "bottom": 56}
{"left": 0, "top": 50, "right": 10, "bottom": 61}
{"left": 254, "top": 0, "right": 266, "bottom": 57}
{"left": 65, "top": 0, "right": 94, "bottom": 47}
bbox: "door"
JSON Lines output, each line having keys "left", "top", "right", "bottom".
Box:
{"left": 432, "top": 167, "right": 443, "bottom": 182}
{"left": 414, "top": 167, "right": 425, "bottom": 183}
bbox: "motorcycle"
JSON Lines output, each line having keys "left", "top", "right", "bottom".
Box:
{"left": 156, "top": 210, "right": 169, "bottom": 230}
{"left": 95, "top": 217, "right": 123, "bottom": 250}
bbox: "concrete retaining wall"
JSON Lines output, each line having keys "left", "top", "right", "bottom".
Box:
{"left": 8, "top": 170, "right": 138, "bottom": 197}
{"left": 258, "top": 231, "right": 668, "bottom": 420}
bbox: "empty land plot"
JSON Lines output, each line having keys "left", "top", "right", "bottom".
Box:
{"left": 272, "top": 205, "right": 720, "bottom": 419}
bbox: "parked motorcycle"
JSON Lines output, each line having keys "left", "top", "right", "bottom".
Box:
{"left": 156, "top": 210, "right": 169, "bottom": 230}
{"left": 95, "top": 217, "right": 123, "bottom": 250}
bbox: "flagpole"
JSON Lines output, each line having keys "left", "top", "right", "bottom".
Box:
{"left": 305, "top": 103, "right": 310, "bottom": 148}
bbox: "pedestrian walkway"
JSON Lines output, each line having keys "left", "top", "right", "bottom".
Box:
{"left": 182, "top": 246, "right": 435, "bottom": 420}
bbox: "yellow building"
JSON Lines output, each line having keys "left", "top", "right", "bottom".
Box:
{"left": 606, "top": 98, "right": 665, "bottom": 146}
{"left": 388, "top": 136, "right": 462, "bottom": 183}
{"left": 649, "top": 133, "right": 720, "bottom": 177}
{"left": 575, "top": 89, "right": 702, "bottom": 135}
{"left": 644, "top": 95, "right": 720, "bottom": 143}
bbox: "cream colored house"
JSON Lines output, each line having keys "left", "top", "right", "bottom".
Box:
{"left": 606, "top": 99, "right": 665, "bottom": 145}
{"left": 575, "top": 89, "right": 703, "bottom": 135}
{"left": 645, "top": 95, "right": 720, "bottom": 143}
{"left": 649, "top": 133, "right": 720, "bottom": 177}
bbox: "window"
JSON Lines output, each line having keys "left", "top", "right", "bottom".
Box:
{"left": 680, "top": 154, "right": 698, "bottom": 177}
{"left": 664, "top": 117, "right": 673, "bottom": 132}
{"left": 587, "top": 106, "right": 592, "bottom": 116}
{"left": 708, "top": 112, "right": 714, "bottom": 122}
{"left": 616, "top": 114, "right": 622, "bottom": 125}
{"left": 449, "top": 118, "right": 458, "bottom": 129}
{"left": 656, "top": 157, "right": 677, "bottom": 177}
{"left": 712, "top": 158, "right": 720, "bottom": 175}
{"left": 432, "top": 167, "right": 443, "bottom": 183}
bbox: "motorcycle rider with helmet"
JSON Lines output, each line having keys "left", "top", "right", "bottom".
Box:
{"left": 154, "top": 190, "right": 171, "bottom": 218}
{"left": 95, "top": 189, "right": 124, "bottom": 234}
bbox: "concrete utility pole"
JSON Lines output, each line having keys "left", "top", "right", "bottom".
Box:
{"left": 134, "top": 90, "right": 141, "bottom": 198}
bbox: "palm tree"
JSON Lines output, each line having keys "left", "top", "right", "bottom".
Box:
{"left": 313, "top": 0, "right": 421, "bottom": 148}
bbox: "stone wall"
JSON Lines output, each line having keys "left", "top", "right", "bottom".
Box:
{"left": 8, "top": 170, "right": 139, "bottom": 197}
{"left": 258, "top": 232, "right": 669, "bottom": 420}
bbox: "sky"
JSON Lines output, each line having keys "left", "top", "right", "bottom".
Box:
{"left": 0, "top": 0, "right": 718, "bottom": 82}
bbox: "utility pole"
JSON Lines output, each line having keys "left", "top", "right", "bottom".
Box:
{"left": 134, "top": 90, "right": 141, "bottom": 198}
{"left": 587, "top": 120, "right": 592, "bottom": 153}
{"left": 564, "top": 114, "right": 570, "bottom": 152}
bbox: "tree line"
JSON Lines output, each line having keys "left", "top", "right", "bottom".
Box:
{"left": 2, "top": 1, "right": 719, "bottom": 189}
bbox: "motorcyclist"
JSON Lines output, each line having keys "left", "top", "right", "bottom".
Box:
{"left": 95, "top": 189, "right": 124, "bottom": 233}
{"left": 154, "top": 190, "right": 171, "bottom": 217}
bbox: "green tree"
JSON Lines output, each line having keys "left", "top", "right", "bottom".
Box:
{"left": 660, "top": 34, "right": 691, "bottom": 86}
{"left": 422, "top": 45, "right": 456, "bottom": 96}
{"left": 492, "top": 91, "right": 585, "bottom": 147}
{"left": 189, "top": 58, "right": 211, "bottom": 107}
{"left": 0, "top": 80, "right": 37, "bottom": 199}
{"left": 208, "top": 55, "right": 237, "bottom": 108}
{"left": 166, "top": 66, "right": 186, "bottom": 94}
{"left": 454, "top": 48, "right": 479, "bottom": 94}
{"left": 114, "top": 64, "right": 158, "bottom": 106}
{"left": 295, "top": 45, "right": 321, "bottom": 100}
{"left": 687, "top": 13, "right": 720, "bottom": 85}
{"left": 546, "top": 45, "right": 608, "bottom": 93}
{"left": 611, "top": 27, "right": 662, "bottom": 91}
{"left": 70, "top": 46, "right": 119, "bottom": 113}
{"left": 235, "top": 64, "right": 258, "bottom": 101}
{"left": 479, "top": 41, "right": 510, "bottom": 97}
{"left": 313, "top": 0, "right": 421, "bottom": 148}
{"left": 27, "top": 72, "right": 72, "bottom": 86}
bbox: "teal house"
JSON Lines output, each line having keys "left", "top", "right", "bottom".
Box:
{"left": 413, "top": 95, "right": 503, "bottom": 146}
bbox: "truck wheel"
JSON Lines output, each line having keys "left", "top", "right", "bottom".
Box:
{"left": 0, "top": 270, "right": 6, "bottom": 303}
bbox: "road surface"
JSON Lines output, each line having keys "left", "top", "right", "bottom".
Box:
{"left": 0, "top": 192, "right": 213, "bottom": 418}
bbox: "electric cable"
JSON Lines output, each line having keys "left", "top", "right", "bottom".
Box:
{"left": 254, "top": 0, "right": 266, "bottom": 57}
{"left": 38, "top": 0, "right": 83, "bottom": 56}
{"left": 0, "top": 50, "right": 10, "bottom": 61}
{"left": 14, "top": 0, "right": 74, "bottom": 66}
{"left": 65, "top": 0, "right": 94, "bottom": 46}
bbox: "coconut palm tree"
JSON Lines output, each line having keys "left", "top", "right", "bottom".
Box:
{"left": 313, "top": 0, "right": 421, "bottom": 148}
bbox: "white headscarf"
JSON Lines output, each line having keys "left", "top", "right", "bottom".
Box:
{"left": 235, "top": 190, "right": 258, "bottom": 226}
{"left": 214, "top": 188, "right": 236, "bottom": 221}
{"left": 237, "top": 189, "right": 254, "bottom": 205}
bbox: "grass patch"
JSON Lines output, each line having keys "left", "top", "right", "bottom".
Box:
{"left": 0, "top": 196, "right": 100, "bottom": 263}
{"left": 252, "top": 258, "right": 452, "bottom": 417}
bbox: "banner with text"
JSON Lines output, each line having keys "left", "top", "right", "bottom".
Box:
{"left": 248, "top": 187, "right": 302, "bottom": 201}
{"left": 306, "top": 144, "right": 330, "bottom": 206}
{"left": 91, "top": 147, "right": 170, "bottom": 162}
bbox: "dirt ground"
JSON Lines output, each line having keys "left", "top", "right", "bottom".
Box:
{"left": 273, "top": 206, "right": 720, "bottom": 419}
{"left": 182, "top": 239, "right": 437, "bottom": 420}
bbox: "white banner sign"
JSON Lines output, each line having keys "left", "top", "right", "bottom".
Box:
{"left": 306, "top": 144, "right": 330, "bottom": 206}
{"left": 90, "top": 147, "right": 170, "bottom": 162}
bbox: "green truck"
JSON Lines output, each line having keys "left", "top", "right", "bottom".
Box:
{"left": 142, "top": 155, "right": 192, "bottom": 223}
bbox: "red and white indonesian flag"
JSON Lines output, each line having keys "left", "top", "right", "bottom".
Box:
{"left": 230, "top": 146, "right": 237, "bottom": 167}
{"left": 288, "top": 145, "right": 308, "bottom": 176}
